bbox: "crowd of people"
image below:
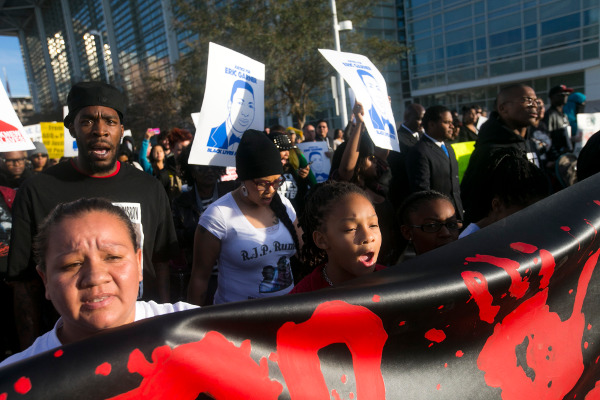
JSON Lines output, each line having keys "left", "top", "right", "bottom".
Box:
{"left": 0, "top": 79, "right": 598, "bottom": 367}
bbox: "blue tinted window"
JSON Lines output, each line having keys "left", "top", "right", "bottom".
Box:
{"left": 476, "top": 37, "right": 486, "bottom": 51}
{"left": 541, "top": 14, "right": 580, "bottom": 36}
{"left": 524, "top": 25, "right": 537, "bottom": 39}
{"left": 446, "top": 41, "right": 474, "bottom": 57}
{"left": 584, "top": 9, "right": 599, "bottom": 26}
{"left": 489, "top": 29, "right": 521, "bottom": 48}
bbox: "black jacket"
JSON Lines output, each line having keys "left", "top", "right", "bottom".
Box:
{"left": 406, "top": 136, "right": 464, "bottom": 220}
{"left": 460, "top": 112, "right": 539, "bottom": 223}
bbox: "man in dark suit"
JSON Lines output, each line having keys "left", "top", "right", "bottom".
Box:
{"left": 406, "top": 105, "right": 464, "bottom": 220}
{"left": 388, "top": 103, "right": 425, "bottom": 209}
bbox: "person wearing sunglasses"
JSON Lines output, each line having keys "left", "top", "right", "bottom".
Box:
{"left": 27, "top": 141, "right": 50, "bottom": 174}
{"left": 188, "top": 130, "right": 301, "bottom": 305}
{"left": 0, "top": 150, "right": 31, "bottom": 189}
{"left": 399, "top": 191, "right": 461, "bottom": 256}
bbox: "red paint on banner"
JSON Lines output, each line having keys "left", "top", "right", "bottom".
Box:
{"left": 511, "top": 242, "right": 537, "bottom": 254}
{"left": 477, "top": 248, "right": 599, "bottom": 399}
{"left": 96, "top": 362, "right": 112, "bottom": 376}
{"left": 14, "top": 377, "right": 31, "bottom": 394}
{"left": 399, "top": 321, "right": 406, "bottom": 326}
{"left": 109, "top": 331, "right": 282, "bottom": 400}
{"left": 372, "top": 295, "right": 381, "bottom": 302}
{"left": 595, "top": 201, "right": 600, "bottom": 206}
{"left": 456, "top": 350, "right": 464, "bottom": 358}
{"left": 277, "top": 300, "right": 387, "bottom": 400}
{"left": 466, "top": 254, "right": 529, "bottom": 299}
{"left": 0, "top": 393, "right": 6, "bottom": 400}
{"left": 538, "top": 250, "right": 556, "bottom": 289}
{"left": 437, "top": 384, "right": 441, "bottom": 390}
{"left": 425, "top": 329, "right": 446, "bottom": 343}
{"left": 331, "top": 389, "right": 341, "bottom": 400}
{"left": 588, "top": 324, "right": 592, "bottom": 331}
{"left": 341, "top": 374, "right": 347, "bottom": 383}
{"left": 444, "top": 363, "right": 448, "bottom": 368}
{"left": 584, "top": 342, "right": 589, "bottom": 349}
{"left": 584, "top": 219, "right": 597, "bottom": 237}
{"left": 584, "top": 380, "right": 600, "bottom": 399}
{"left": 461, "top": 270, "right": 499, "bottom": 323}
{"left": 570, "top": 289, "right": 574, "bottom": 294}
{"left": 438, "top": 305, "right": 444, "bottom": 310}
{"left": 268, "top": 352, "right": 278, "bottom": 363}
{"left": 54, "top": 349, "right": 63, "bottom": 357}
{"left": 561, "top": 227, "right": 581, "bottom": 250}
{"left": 349, "top": 393, "right": 355, "bottom": 399}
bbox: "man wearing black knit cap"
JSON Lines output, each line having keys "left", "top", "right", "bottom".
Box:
{"left": 4, "top": 82, "right": 178, "bottom": 350}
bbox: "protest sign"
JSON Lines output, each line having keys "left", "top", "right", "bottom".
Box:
{"left": 297, "top": 141, "right": 330, "bottom": 183}
{"left": 319, "top": 49, "right": 399, "bottom": 152}
{"left": 189, "top": 42, "right": 265, "bottom": 167}
{"left": 451, "top": 141, "right": 476, "bottom": 182}
{"left": 2, "top": 174, "right": 600, "bottom": 399}
{"left": 40, "top": 122, "right": 66, "bottom": 159}
{"left": 577, "top": 112, "right": 600, "bottom": 147}
{"left": 62, "top": 106, "right": 78, "bottom": 157}
{"left": 22, "top": 124, "right": 42, "bottom": 143}
{"left": 0, "top": 80, "right": 34, "bottom": 152}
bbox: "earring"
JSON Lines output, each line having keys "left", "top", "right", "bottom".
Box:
{"left": 241, "top": 184, "right": 248, "bottom": 197}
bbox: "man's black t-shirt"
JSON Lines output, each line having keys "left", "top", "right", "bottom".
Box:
{"left": 5, "top": 160, "right": 178, "bottom": 299}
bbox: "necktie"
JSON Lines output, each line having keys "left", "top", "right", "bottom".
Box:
{"left": 441, "top": 143, "right": 449, "bottom": 157}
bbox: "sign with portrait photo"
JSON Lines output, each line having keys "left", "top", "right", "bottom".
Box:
{"left": 319, "top": 49, "right": 399, "bottom": 152}
{"left": 189, "top": 42, "right": 265, "bottom": 167}
{"left": 297, "top": 141, "right": 330, "bottom": 183}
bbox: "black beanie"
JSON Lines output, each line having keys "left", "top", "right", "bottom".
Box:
{"left": 236, "top": 129, "right": 283, "bottom": 180}
{"left": 64, "top": 81, "right": 127, "bottom": 126}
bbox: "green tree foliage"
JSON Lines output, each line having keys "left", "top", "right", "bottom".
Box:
{"left": 174, "top": 0, "right": 406, "bottom": 128}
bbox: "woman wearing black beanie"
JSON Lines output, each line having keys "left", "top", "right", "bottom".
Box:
{"left": 188, "top": 130, "right": 300, "bottom": 305}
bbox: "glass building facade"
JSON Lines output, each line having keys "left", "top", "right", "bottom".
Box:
{"left": 2, "top": 0, "right": 598, "bottom": 119}
{"left": 402, "top": 0, "right": 600, "bottom": 112}
{"left": 2, "top": 0, "right": 178, "bottom": 113}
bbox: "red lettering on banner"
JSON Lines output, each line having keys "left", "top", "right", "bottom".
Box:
{"left": 461, "top": 270, "right": 499, "bottom": 323}
{"left": 108, "top": 331, "right": 282, "bottom": 400}
{"left": 277, "top": 300, "right": 388, "bottom": 400}
{"left": 477, "top": 248, "right": 599, "bottom": 399}
{"left": 0, "top": 392, "right": 6, "bottom": 400}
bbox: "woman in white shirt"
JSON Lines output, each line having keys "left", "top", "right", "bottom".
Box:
{"left": 188, "top": 130, "right": 301, "bottom": 305}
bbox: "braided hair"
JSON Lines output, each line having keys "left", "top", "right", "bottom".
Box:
{"left": 299, "top": 181, "right": 369, "bottom": 278}
{"left": 270, "top": 192, "right": 300, "bottom": 258}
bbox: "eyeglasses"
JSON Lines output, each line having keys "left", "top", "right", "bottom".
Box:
{"left": 253, "top": 176, "right": 286, "bottom": 192}
{"left": 410, "top": 220, "right": 463, "bottom": 233}
{"left": 2, "top": 157, "right": 26, "bottom": 165}
{"left": 505, "top": 97, "right": 537, "bottom": 106}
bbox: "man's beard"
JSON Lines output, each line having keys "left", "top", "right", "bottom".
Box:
{"left": 77, "top": 138, "right": 118, "bottom": 174}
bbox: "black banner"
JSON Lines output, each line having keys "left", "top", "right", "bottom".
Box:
{"left": 1, "top": 175, "right": 600, "bottom": 399}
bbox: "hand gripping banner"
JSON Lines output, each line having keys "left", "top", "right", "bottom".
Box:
{"left": 1, "top": 175, "right": 600, "bottom": 399}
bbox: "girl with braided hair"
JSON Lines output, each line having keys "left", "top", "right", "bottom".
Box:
{"left": 188, "top": 130, "right": 301, "bottom": 305}
{"left": 290, "top": 181, "right": 384, "bottom": 294}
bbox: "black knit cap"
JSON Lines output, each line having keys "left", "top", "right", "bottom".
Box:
{"left": 64, "top": 81, "right": 127, "bottom": 126}
{"left": 236, "top": 129, "right": 283, "bottom": 180}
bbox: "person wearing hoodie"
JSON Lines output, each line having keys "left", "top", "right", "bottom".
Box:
{"left": 460, "top": 84, "right": 541, "bottom": 224}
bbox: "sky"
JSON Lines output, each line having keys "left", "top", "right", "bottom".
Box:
{"left": 0, "top": 35, "right": 30, "bottom": 97}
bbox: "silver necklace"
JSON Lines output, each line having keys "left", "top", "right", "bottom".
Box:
{"left": 321, "top": 264, "right": 334, "bottom": 287}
